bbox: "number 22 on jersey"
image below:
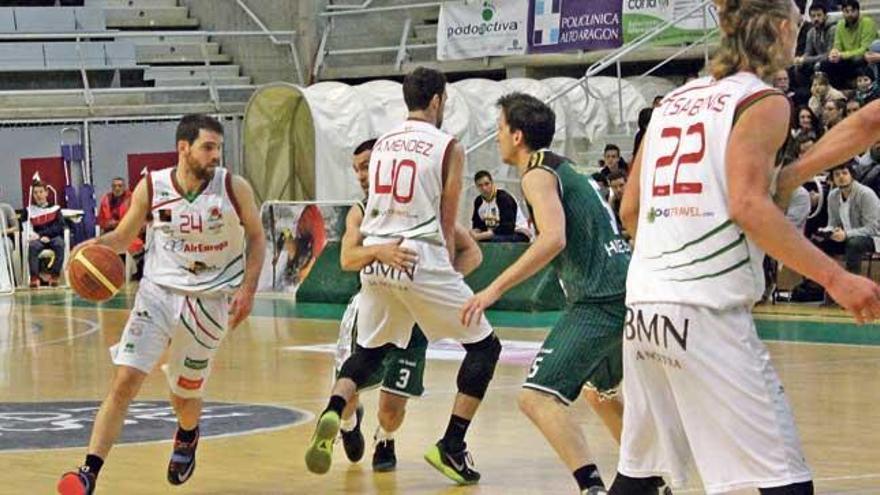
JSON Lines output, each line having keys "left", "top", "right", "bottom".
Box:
{"left": 652, "top": 123, "right": 705, "bottom": 197}
{"left": 374, "top": 159, "right": 417, "bottom": 204}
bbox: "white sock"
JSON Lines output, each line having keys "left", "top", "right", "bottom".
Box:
{"left": 375, "top": 426, "right": 394, "bottom": 442}
{"left": 340, "top": 415, "right": 357, "bottom": 432}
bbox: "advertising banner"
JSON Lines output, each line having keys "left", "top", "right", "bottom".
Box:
{"left": 527, "top": 0, "right": 623, "bottom": 54}
{"left": 437, "top": 0, "right": 528, "bottom": 61}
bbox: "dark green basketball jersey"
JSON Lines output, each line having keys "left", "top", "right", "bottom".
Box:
{"left": 525, "top": 150, "right": 631, "bottom": 304}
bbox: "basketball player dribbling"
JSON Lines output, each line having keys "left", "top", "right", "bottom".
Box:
{"left": 305, "top": 67, "right": 502, "bottom": 485}
{"left": 58, "top": 114, "right": 266, "bottom": 495}
{"left": 608, "top": 1, "right": 880, "bottom": 494}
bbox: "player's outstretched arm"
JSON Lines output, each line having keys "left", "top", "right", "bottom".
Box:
{"left": 229, "top": 175, "right": 265, "bottom": 329}
{"left": 728, "top": 95, "right": 880, "bottom": 323}
{"left": 339, "top": 205, "right": 416, "bottom": 272}
{"left": 780, "top": 99, "right": 880, "bottom": 198}
{"left": 460, "top": 169, "right": 565, "bottom": 326}
{"left": 620, "top": 141, "right": 644, "bottom": 238}
{"left": 92, "top": 178, "right": 149, "bottom": 254}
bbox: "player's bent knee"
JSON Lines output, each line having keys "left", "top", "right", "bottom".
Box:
{"left": 338, "top": 345, "right": 390, "bottom": 388}
{"left": 457, "top": 334, "right": 502, "bottom": 400}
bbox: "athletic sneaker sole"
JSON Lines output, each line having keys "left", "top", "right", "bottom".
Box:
{"left": 305, "top": 411, "right": 340, "bottom": 474}
{"left": 57, "top": 473, "right": 89, "bottom": 495}
{"left": 423, "top": 444, "right": 479, "bottom": 486}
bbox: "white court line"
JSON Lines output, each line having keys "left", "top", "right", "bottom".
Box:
{"left": 0, "top": 315, "right": 99, "bottom": 351}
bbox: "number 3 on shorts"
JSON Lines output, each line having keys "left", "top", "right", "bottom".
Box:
{"left": 395, "top": 368, "right": 411, "bottom": 389}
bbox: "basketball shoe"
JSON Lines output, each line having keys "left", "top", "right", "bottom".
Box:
{"left": 424, "top": 440, "right": 480, "bottom": 485}
{"left": 340, "top": 405, "right": 365, "bottom": 462}
{"left": 167, "top": 427, "right": 199, "bottom": 485}
{"left": 57, "top": 468, "right": 96, "bottom": 495}
{"left": 372, "top": 434, "right": 396, "bottom": 472}
{"left": 305, "top": 410, "right": 341, "bottom": 474}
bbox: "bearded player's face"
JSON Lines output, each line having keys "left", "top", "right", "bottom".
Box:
{"left": 183, "top": 129, "right": 223, "bottom": 180}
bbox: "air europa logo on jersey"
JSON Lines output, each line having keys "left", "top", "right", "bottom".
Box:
{"left": 647, "top": 206, "right": 714, "bottom": 223}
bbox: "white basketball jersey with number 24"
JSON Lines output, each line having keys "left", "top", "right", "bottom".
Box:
{"left": 627, "top": 72, "right": 780, "bottom": 310}
{"left": 145, "top": 167, "right": 244, "bottom": 294}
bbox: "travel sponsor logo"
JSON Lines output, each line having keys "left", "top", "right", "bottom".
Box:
{"left": 646, "top": 205, "right": 715, "bottom": 223}
{"left": 184, "top": 357, "right": 209, "bottom": 370}
{"left": 0, "top": 401, "right": 309, "bottom": 451}
{"left": 624, "top": 307, "right": 689, "bottom": 351}
{"left": 177, "top": 376, "right": 204, "bottom": 390}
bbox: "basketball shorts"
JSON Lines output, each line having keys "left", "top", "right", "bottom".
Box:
{"left": 523, "top": 300, "right": 625, "bottom": 404}
{"left": 356, "top": 239, "right": 493, "bottom": 348}
{"left": 336, "top": 294, "right": 427, "bottom": 398}
{"left": 110, "top": 278, "right": 229, "bottom": 399}
{"left": 617, "top": 303, "right": 812, "bottom": 493}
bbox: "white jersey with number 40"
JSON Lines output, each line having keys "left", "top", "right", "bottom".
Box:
{"left": 360, "top": 119, "right": 455, "bottom": 246}
{"left": 627, "top": 72, "right": 781, "bottom": 310}
{"left": 144, "top": 167, "right": 245, "bottom": 294}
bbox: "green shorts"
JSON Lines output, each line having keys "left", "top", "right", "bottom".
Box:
{"left": 359, "top": 325, "right": 427, "bottom": 398}
{"left": 523, "top": 300, "right": 625, "bottom": 404}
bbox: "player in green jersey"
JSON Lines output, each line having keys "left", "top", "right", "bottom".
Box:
{"left": 461, "top": 93, "right": 665, "bottom": 494}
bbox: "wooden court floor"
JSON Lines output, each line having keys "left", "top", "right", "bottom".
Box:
{"left": 1, "top": 289, "right": 879, "bottom": 494}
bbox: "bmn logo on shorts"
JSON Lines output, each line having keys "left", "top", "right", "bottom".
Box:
{"left": 184, "top": 357, "right": 209, "bottom": 370}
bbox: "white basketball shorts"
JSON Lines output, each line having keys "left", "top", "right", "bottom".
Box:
{"left": 110, "top": 278, "right": 230, "bottom": 399}
{"left": 356, "top": 239, "right": 493, "bottom": 348}
{"left": 617, "top": 303, "right": 812, "bottom": 493}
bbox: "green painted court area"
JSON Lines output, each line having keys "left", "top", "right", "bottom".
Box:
{"left": 20, "top": 291, "right": 880, "bottom": 346}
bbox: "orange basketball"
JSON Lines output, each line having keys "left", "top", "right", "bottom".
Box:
{"left": 67, "top": 244, "right": 125, "bottom": 302}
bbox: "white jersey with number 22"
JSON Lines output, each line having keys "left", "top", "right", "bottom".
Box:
{"left": 627, "top": 72, "right": 781, "bottom": 310}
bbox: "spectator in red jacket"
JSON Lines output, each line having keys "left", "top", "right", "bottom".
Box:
{"left": 98, "top": 177, "right": 144, "bottom": 278}
{"left": 97, "top": 177, "right": 130, "bottom": 233}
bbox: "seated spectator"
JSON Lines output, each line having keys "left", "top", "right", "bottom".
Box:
{"left": 820, "top": 0, "right": 876, "bottom": 89}
{"left": 470, "top": 170, "right": 530, "bottom": 243}
{"left": 606, "top": 170, "right": 629, "bottom": 238}
{"left": 774, "top": 69, "right": 809, "bottom": 110}
{"left": 791, "top": 105, "right": 822, "bottom": 141}
{"left": 26, "top": 181, "right": 65, "bottom": 288}
{"left": 854, "top": 140, "right": 880, "bottom": 193}
{"left": 593, "top": 144, "right": 629, "bottom": 186}
{"left": 0, "top": 201, "right": 18, "bottom": 258}
{"left": 847, "top": 98, "right": 862, "bottom": 115}
{"left": 814, "top": 162, "right": 880, "bottom": 275}
{"left": 854, "top": 68, "right": 880, "bottom": 105}
{"left": 97, "top": 177, "right": 145, "bottom": 278}
{"left": 822, "top": 98, "right": 846, "bottom": 131}
{"left": 809, "top": 72, "right": 846, "bottom": 117}
{"left": 97, "top": 177, "right": 130, "bottom": 233}
{"left": 632, "top": 107, "right": 653, "bottom": 158}
{"left": 793, "top": 2, "right": 836, "bottom": 88}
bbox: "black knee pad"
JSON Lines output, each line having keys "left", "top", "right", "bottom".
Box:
{"left": 759, "top": 481, "right": 814, "bottom": 495}
{"left": 608, "top": 474, "right": 664, "bottom": 494}
{"left": 338, "top": 344, "right": 389, "bottom": 388}
{"left": 456, "top": 334, "right": 501, "bottom": 399}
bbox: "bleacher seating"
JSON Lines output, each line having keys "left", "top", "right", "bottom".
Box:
{"left": 0, "top": 0, "right": 254, "bottom": 117}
